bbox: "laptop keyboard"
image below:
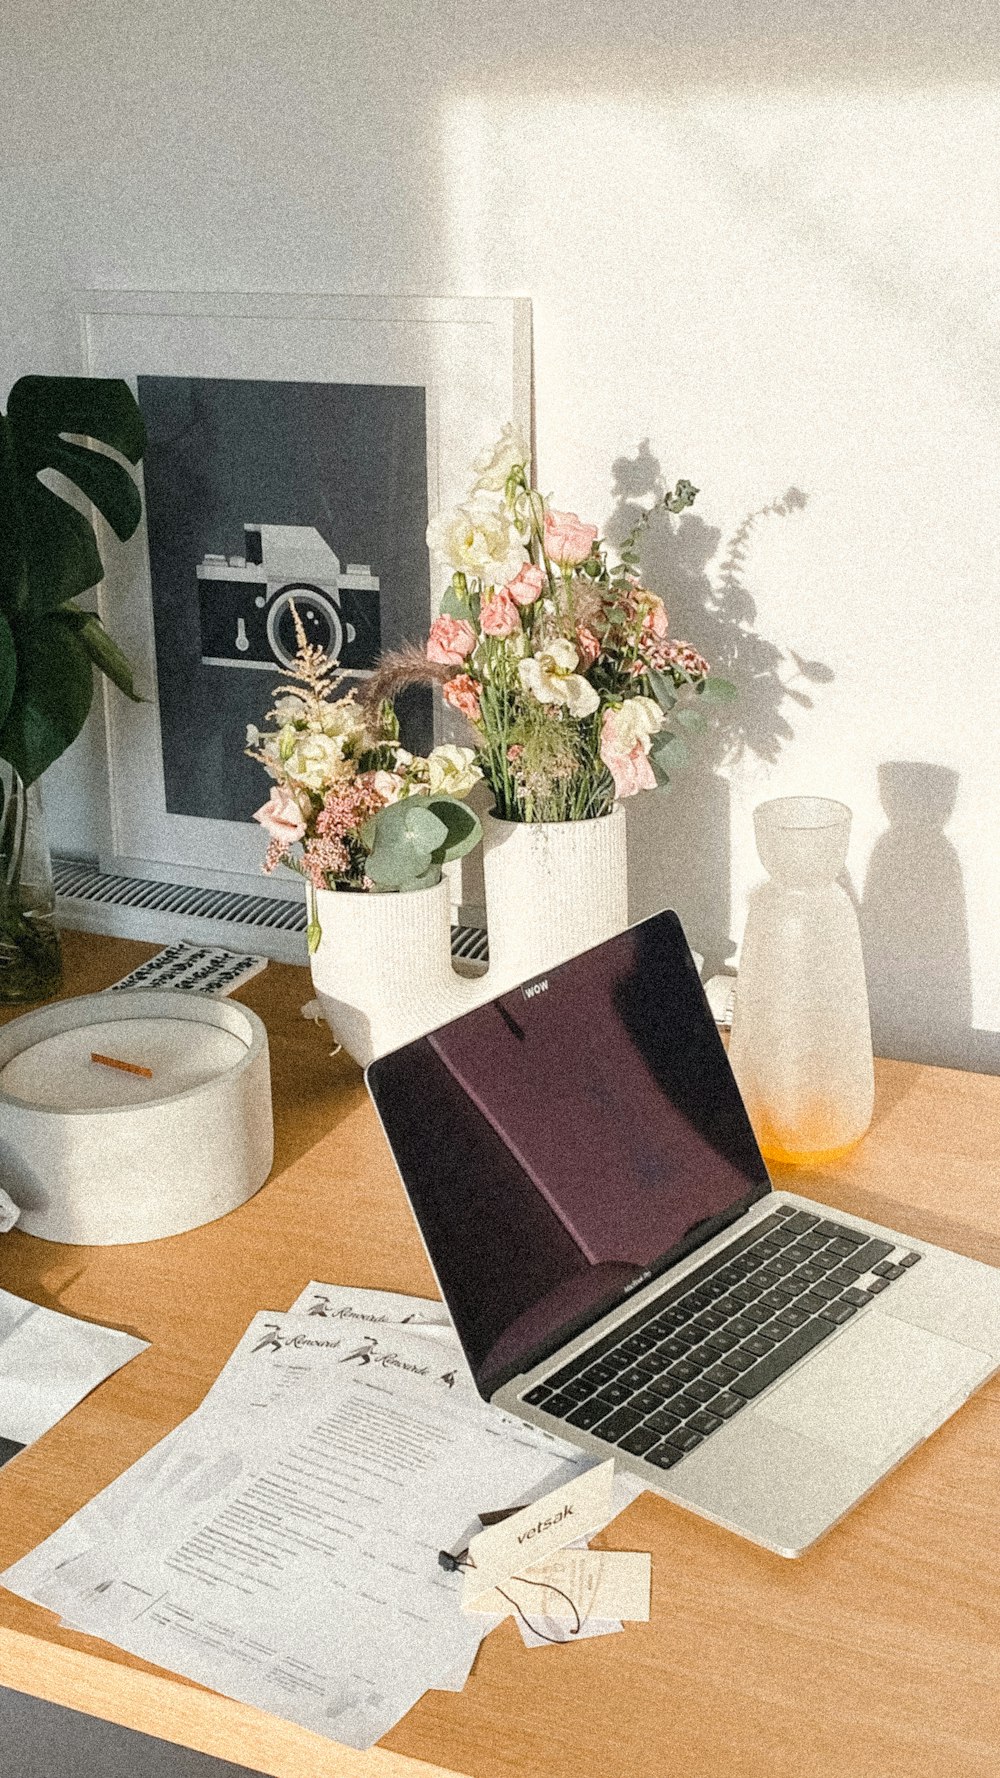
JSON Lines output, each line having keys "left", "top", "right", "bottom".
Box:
{"left": 520, "top": 1205, "right": 922, "bottom": 1472}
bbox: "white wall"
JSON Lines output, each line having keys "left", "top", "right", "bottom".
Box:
{"left": 3, "top": 0, "right": 999, "bottom": 1069}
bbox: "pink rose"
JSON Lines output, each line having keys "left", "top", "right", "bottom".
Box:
{"left": 543, "top": 508, "right": 599, "bottom": 567}
{"left": 506, "top": 562, "right": 546, "bottom": 606}
{"left": 575, "top": 625, "right": 601, "bottom": 669}
{"left": 253, "top": 783, "right": 306, "bottom": 844}
{"left": 480, "top": 587, "right": 522, "bottom": 638}
{"left": 599, "top": 708, "right": 658, "bottom": 799}
{"left": 442, "top": 673, "right": 482, "bottom": 725}
{"left": 427, "top": 615, "right": 477, "bottom": 664}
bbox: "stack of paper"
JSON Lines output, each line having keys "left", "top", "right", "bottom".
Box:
{"left": 1, "top": 1283, "right": 645, "bottom": 1748}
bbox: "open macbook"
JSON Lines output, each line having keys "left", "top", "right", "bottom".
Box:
{"left": 366, "top": 910, "right": 1000, "bottom": 1555}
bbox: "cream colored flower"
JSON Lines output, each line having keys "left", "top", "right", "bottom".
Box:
{"left": 608, "top": 695, "right": 664, "bottom": 751}
{"left": 426, "top": 498, "right": 528, "bottom": 588}
{"left": 469, "top": 422, "right": 530, "bottom": 494}
{"left": 318, "top": 695, "right": 366, "bottom": 741}
{"left": 281, "top": 730, "right": 350, "bottom": 793}
{"left": 518, "top": 638, "right": 600, "bottom": 718}
{"left": 272, "top": 692, "right": 309, "bottom": 727}
{"left": 426, "top": 744, "right": 482, "bottom": 797}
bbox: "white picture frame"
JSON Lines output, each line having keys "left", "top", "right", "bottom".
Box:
{"left": 79, "top": 291, "right": 531, "bottom": 899}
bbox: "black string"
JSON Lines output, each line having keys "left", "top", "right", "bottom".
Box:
{"left": 439, "top": 1548, "right": 585, "bottom": 1644}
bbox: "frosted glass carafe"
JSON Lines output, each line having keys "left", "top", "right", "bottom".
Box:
{"left": 729, "top": 797, "right": 874, "bottom": 1163}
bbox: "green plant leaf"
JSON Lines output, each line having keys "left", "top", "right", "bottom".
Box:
{"left": 45, "top": 438, "right": 143, "bottom": 540}
{"left": 675, "top": 705, "right": 708, "bottom": 734}
{"left": 423, "top": 794, "right": 482, "bottom": 863}
{"left": 361, "top": 798, "right": 449, "bottom": 890}
{"left": 698, "top": 676, "right": 737, "bottom": 703}
{"left": 0, "top": 418, "right": 28, "bottom": 618}
{"left": 650, "top": 730, "right": 687, "bottom": 771}
{"left": 71, "top": 611, "right": 143, "bottom": 701}
{"left": 440, "top": 583, "right": 473, "bottom": 621}
{"left": 647, "top": 669, "right": 677, "bottom": 714}
{"left": 0, "top": 612, "right": 94, "bottom": 785}
{"left": 20, "top": 481, "right": 105, "bottom": 612}
{"left": 7, "top": 376, "right": 145, "bottom": 470}
{"left": 0, "top": 611, "right": 15, "bottom": 729}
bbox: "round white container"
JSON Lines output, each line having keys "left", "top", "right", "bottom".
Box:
{"left": 0, "top": 990, "right": 274, "bottom": 1244}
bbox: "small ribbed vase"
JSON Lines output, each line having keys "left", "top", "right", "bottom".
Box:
{"left": 309, "top": 806, "right": 628, "bottom": 1066}
{"left": 728, "top": 796, "right": 874, "bottom": 1163}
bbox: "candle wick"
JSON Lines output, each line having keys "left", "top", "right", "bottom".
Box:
{"left": 90, "top": 1053, "right": 154, "bottom": 1081}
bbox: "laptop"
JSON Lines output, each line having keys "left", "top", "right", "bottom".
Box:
{"left": 366, "top": 909, "right": 1000, "bottom": 1556}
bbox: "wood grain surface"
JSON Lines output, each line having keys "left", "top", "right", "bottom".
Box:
{"left": 2, "top": 928, "right": 1000, "bottom": 1778}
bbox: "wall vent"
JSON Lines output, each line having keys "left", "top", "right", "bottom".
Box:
{"left": 53, "top": 858, "right": 489, "bottom": 971}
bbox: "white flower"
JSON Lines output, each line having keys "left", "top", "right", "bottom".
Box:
{"left": 518, "top": 638, "right": 600, "bottom": 718}
{"left": 469, "top": 422, "right": 531, "bottom": 495}
{"left": 426, "top": 498, "right": 528, "bottom": 588}
{"left": 281, "top": 730, "right": 350, "bottom": 793}
{"left": 606, "top": 695, "right": 665, "bottom": 752}
{"left": 371, "top": 770, "right": 406, "bottom": 803}
{"left": 426, "top": 744, "right": 482, "bottom": 798}
{"left": 272, "top": 692, "right": 308, "bottom": 727}
{"left": 245, "top": 722, "right": 261, "bottom": 747}
{"left": 319, "top": 697, "right": 366, "bottom": 742}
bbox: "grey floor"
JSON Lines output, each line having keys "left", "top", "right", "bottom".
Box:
{"left": 0, "top": 1686, "right": 265, "bottom": 1778}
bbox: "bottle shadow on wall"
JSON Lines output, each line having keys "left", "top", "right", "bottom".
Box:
{"left": 603, "top": 440, "right": 828, "bottom": 979}
{"left": 859, "top": 761, "right": 999, "bottom": 1074}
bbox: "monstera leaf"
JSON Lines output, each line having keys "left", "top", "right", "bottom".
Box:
{"left": 0, "top": 375, "right": 146, "bottom": 784}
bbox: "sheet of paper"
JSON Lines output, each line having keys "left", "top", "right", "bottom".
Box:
{"left": 52, "top": 1333, "right": 591, "bottom": 1747}
{"left": 288, "top": 1281, "right": 452, "bottom": 1331}
{"left": 468, "top": 1549, "right": 651, "bottom": 1623}
{"left": 0, "top": 1289, "right": 146, "bottom": 1468}
{"left": 461, "top": 1459, "right": 615, "bottom": 1609}
{"left": 1, "top": 1304, "right": 484, "bottom": 1610}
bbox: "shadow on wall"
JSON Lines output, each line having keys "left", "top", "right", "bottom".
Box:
{"left": 604, "top": 441, "right": 830, "bottom": 977}
{"left": 860, "top": 762, "right": 1000, "bottom": 1075}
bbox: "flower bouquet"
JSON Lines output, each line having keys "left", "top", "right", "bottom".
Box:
{"left": 365, "top": 425, "right": 734, "bottom": 825}
{"left": 247, "top": 616, "right": 482, "bottom": 949}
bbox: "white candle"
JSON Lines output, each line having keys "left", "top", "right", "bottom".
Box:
{"left": 0, "top": 1018, "right": 248, "bottom": 1111}
{"left": 0, "top": 990, "right": 273, "bottom": 1245}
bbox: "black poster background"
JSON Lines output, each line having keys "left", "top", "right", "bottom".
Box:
{"left": 137, "top": 376, "right": 432, "bottom": 824}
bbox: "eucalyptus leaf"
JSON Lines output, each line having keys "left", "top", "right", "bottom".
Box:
{"left": 675, "top": 705, "right": 708, "bottom": 734}
{"left": 697, "top": 675, "right": 738, "bottom": 704}
{"left": 423, "top": 794, "right": 482, "bottom": 862}
{"left": 650, "top": 730, "right": 687, "bottom": 770}
{"left": 362, "top": 799, "right": 449, "bottom": 890}
{"left": 647, "top": 669, "right": 678, "bottom": 714}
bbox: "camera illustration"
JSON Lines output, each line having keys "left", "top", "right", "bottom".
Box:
{"left": 197, "top": 524, "right": 381, "bottom": 675}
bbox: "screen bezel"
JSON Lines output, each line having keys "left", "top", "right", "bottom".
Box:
{"left": 366, "top": 909, "right": 773, "bottom": 1400}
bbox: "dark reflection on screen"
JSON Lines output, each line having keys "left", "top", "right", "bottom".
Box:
{"left": 368, "top": 910, "right": 770, "bottom": 1398}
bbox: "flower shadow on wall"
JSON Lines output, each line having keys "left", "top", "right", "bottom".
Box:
{"left": 603, "top": 440, "right": 831, "bottom": 976}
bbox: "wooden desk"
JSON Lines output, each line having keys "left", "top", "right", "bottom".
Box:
{"left": 2, "top": 930, "right": 1000, "bottom": 1778}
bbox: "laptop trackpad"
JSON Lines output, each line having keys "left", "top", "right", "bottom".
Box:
{"left": 754, "top": 1313, "right": 992, "bottom": 1464}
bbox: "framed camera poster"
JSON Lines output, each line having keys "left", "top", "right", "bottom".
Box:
{"left": 80, "top": 292, "right": 531, "bottom": 896}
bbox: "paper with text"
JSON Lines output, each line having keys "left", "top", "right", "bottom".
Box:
{"left": 461, "top": 1460, "right": 615, "bottom": 1609}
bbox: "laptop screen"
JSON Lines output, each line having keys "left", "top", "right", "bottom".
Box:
{"left": 366, "top": 910, "right": 770, "bottom": 1399}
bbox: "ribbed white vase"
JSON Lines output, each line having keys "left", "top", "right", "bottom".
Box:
{"left": 309, "top": 806, "right": 629, "bottom": 1067}
{"left": 480, "top": 806, "right": 628, "bottom": 994}
{"left": 309, "top": 877, "right": 482, "bottom": 1066}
